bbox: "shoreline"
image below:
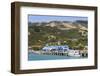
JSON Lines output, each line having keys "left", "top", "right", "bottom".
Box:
{"left": 28, "top": 49, "right": 88, "bottom": 57}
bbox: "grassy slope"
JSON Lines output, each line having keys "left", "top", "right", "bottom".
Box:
{"left": 28, "top": 22, "right": 87, "bottom": 50}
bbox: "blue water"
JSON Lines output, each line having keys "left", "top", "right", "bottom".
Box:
{"left": 28, "top": 52, "right": 86, "bottom": 61}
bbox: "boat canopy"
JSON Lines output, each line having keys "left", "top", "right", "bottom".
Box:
{"left": 42, "top": 45, "right": 69, "bottom": 51}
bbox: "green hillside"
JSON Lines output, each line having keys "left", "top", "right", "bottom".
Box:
{"left": 28, "top": 21, "right": 88, "bottom": 50}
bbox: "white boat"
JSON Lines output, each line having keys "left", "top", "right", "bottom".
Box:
{"left": 68, "top": 50, "right": 81, "bottom": 57}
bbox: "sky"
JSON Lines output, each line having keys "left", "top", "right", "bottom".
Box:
{"left": 28, "top": 15, "right": 88, "bottom": 23}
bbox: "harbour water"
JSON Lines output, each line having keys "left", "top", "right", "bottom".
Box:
{"left": 28, "top": 52, "right": 87, "bottom": 61}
